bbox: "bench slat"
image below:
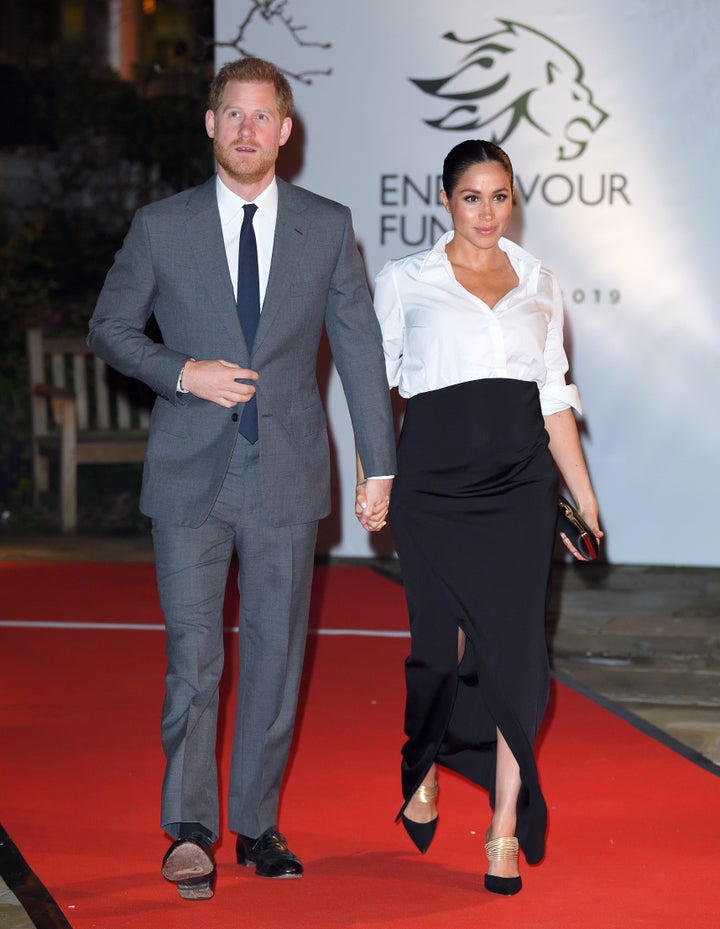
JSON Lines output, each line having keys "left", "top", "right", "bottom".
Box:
{"left": 27, "top": 328, "right": 151, "bottom": 531}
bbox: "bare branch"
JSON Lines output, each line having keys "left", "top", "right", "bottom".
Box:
{"left": 213, "top": 0, "right": 332, "bottom": 84}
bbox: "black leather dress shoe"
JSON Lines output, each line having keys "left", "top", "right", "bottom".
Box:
{"left": 162, "top": 834, "right": 215, "bottom": 900}
{"left": 236, "top": 827, "right": 303, "bottom": 878}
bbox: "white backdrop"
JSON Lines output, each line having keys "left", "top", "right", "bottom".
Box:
{"left": 215, "top": 0, "right": 720, "bottom": 566}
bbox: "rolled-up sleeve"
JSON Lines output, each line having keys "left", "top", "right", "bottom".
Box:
{"left": 373, "top": 260, "right": 404, "bottom": 390}
{"left": 539, "top": 272, "right": 582, "bottom": 416}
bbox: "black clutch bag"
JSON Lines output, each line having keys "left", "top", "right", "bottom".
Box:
{"left": 557, "top": 496, "right": 599, "bottom": 561}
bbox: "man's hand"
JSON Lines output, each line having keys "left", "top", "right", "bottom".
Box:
{"left": 355, "top": 477, "right": 393, "bottom": 532}
{"left": 181, "top": 359, "right": 258, "bottom": 408}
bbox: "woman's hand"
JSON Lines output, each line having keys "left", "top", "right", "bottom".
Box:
{"left": 559, "top": 504, "right": 603, "bottom": 561}
{"left": 544, "top": 409, "right": 603, "bottom": 561}
{"left": 355, "top": 479, "right": 392, "bottom": 532}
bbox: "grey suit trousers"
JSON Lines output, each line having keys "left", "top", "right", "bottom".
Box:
{"left": 153, "top": 435, "right": 318, "bottom": 842}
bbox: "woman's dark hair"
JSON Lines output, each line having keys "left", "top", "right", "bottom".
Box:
{"left": 442, "top": 140, "right": 514, "bottom": 197}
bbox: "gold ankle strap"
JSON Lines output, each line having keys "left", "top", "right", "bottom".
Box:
{"left": 413, "top": 783, "right": 438, "bottom": 803}
{"left": 484, "top": 836, "right": 518, "bottom": 861}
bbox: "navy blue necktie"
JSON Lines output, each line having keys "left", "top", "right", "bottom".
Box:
{"left": 237, "top": 203, "right": 260, "bottom": 443}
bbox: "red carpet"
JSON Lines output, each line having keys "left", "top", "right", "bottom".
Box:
{"left": 1, "top": 562, "right": 718, "bottom": 928}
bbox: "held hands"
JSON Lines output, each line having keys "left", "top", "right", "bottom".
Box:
{"left": 181, "top": 359, "right": 258, "bottom": 408}
{"left": 355, "top": 478, "right": 393, "bottom": 532}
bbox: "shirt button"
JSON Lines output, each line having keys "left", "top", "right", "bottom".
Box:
{"left": 231, "top": 413, "right": 239, "bottom": 422}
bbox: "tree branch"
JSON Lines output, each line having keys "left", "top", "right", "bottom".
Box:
{"left": 213, "top": 1, "right": 332, "bottom": 84}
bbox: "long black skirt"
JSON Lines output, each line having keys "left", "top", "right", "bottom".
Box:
{"left": 390, "top": 378, "right": 558, "bottom": 865}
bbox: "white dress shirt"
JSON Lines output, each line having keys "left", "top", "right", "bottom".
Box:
{"left": 216, "top": 174, "right": 278, "bottom": 306}
{"left": 373, "top": 231, "right": 581, "bottom": 416}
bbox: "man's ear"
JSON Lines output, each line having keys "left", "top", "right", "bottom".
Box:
{"left": 279, "top": 117, "right": 293, "bottom": 147}
{"left": 205, "top": 109, "right": 215, "bottom": 139}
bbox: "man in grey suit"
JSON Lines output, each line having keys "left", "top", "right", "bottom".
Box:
{"left": 88, "top": 57, "right": 395, "bottom": 900}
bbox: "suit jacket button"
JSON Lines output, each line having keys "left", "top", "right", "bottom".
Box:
{"left": 231, "top": 413, "right": 238, "bottom": 422}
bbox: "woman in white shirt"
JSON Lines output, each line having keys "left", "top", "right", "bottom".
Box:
{"left": 368, "top": 140, "right": 601, "bottom": 895}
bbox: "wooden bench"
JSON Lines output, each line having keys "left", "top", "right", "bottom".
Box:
{"left": 26, "top": 328, "right": 150, "bottom": 532}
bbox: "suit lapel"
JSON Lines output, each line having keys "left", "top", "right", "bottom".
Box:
{"left": 253, "top": 179, "right": 309, "bottom": 357}
{"left": 185, "top": 178, "right": 248, "bottom": 358}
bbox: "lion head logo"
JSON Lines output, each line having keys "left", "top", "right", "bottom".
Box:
{"left": 411, "top": 19, "right": 608, "bottom": 161}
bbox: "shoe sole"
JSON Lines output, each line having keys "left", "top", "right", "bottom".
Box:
{"left": 162, "top": 844, "right": 214, "bottom": 882}
{"left": 177, "top": 877, "right": 214, "bottom": 900}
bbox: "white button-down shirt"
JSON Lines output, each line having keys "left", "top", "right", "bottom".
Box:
{"left": 216, "top": 175, "right": 277, "bottom": 307}
{"left": 373, "top": 231, "right": 581, "bottom": 416}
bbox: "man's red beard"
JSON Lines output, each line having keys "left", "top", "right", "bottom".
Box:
{"left": 213, "top": 138, "right": 278, "bottom": 185}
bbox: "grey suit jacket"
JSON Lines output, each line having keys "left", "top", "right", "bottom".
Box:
{"left": 88, "top": 176, "right": 396, "bottom": 528}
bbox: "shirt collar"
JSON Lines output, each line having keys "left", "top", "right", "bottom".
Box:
{"left": 421, "top": 230, "right": 541, "bottom": 289}
{"left": 499, "top": 236, "right": 542, "bottom": 288}
{"left": 215, "top": 174, "right": 278, "bottom": 223}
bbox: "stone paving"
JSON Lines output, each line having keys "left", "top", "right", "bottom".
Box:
{"left": 548, "top": 561, "right": 720, "bottom": 765}
{"left": 0, "top": 883, "right": 33, "bottom": 929}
